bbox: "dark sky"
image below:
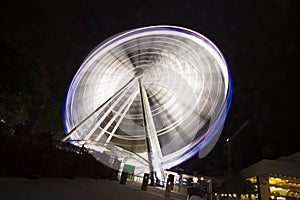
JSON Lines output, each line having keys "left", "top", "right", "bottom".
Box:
{"left": 1, "top": 0, "right": 299, "bottom": 175}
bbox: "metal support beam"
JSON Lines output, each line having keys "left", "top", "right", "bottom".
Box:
{"left": 83, "top": 84, "right": 132, "bottom": 141}
{"left": 138, "top": 78, "right": 164, "bottom": 185}
{"left": 95, "top": 89, "right": 138, "bottom": 141}
{"left": 62, "top": 78, "right": 135, "bottom": 142}
{"left": 105, "top": 90, "right": 138, "bottom": 143}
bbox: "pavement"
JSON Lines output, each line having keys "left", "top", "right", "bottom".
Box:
{"left": 0, "top": 177, "right": 187, "bottom": 200}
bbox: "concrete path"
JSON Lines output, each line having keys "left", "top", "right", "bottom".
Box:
{"left": 0, "top": 177, "right": 187, "bottom": 200}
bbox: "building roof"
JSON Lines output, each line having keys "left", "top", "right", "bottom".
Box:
{"left": 276, "top": 152, "right": 300, "bottom": 163}
{"left": 239, "top": 152, "right": 300, "bottom": 178}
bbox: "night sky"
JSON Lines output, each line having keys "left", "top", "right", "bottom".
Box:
{"left": 1, "top": 0, "right": 299, "bottom": 175}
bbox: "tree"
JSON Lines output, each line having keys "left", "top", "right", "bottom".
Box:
{"left": 0, "top": 34, "right": 63, "bottom": 137}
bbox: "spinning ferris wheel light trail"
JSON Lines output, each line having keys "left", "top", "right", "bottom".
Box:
{"left": 62, "top": 25, "right": 232, "bottom": 180}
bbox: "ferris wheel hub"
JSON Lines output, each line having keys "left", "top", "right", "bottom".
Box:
{"left": 134, "top": 67, "right": 144, "bottom": 79}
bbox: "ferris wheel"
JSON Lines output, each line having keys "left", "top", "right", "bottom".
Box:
{"left": 62, "top": 25, "right": 232, "bottom": 179}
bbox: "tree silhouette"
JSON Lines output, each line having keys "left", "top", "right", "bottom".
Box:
{"left": 0, "top": 34, "right": 63, "bottom": 137}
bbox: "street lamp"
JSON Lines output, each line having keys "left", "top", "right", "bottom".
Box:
{"left": 225, "top": 120, "right": 249, "bottom": 171}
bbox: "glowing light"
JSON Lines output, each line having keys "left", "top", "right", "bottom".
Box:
{"left": 277, "top": 197, "right": 286, "bottom": 200}
{"left": 63, "top": 25, "right": 232, "bottom": 174}
{"left": 270, "top": 186, "right": 284, "bottom": 191}
{"left": 193, "top": 177, "right": 198, "bottom": 183}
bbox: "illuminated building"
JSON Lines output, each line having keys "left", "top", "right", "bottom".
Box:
{"left": 239, "top": 152, "right": 300, "bottom": 200}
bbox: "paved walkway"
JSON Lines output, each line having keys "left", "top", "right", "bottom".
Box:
{"left": 0, "top": 177, "right": 187, "bottom": 200}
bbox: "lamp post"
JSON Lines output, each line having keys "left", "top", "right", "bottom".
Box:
{"left": 225, "top": 120, "right": 249, "bottom": 171}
